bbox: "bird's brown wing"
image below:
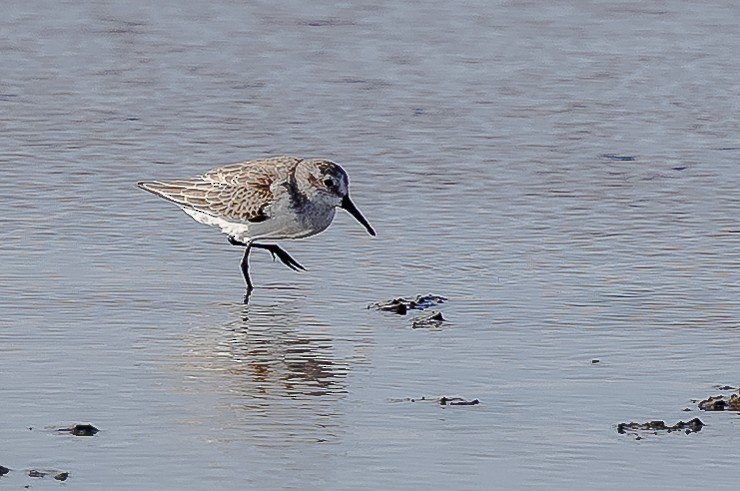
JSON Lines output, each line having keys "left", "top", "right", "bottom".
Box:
{"left": 202, "top": 156, "right": 301, "bottom": 185}
{"left": 137, "top": 156, "right": 302, "bottom": 223}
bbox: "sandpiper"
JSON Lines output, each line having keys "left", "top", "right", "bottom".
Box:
{"left": 138, "top": 156, "right": 376, "bottom": 298}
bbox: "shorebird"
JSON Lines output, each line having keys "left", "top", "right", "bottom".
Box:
{"left": 137, "top": 156, "right": 375, "bottom": 298}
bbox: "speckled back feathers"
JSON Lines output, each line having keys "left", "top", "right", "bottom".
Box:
{"left": 137, "top": 156, "right": 305, "bottom": 223}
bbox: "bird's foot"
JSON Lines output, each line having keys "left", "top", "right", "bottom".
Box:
{"left": 228, "top": 235, "right": 248, "bottom": 247}
{"left": 252, "top": 243, "right": 306, "bottom": 272}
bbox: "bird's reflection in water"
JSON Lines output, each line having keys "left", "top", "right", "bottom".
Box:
{"left": 179, "top": 298, "right": 349, "bottom": 444}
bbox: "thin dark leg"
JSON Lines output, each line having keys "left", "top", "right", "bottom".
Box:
{"left": 241, "top": 243, "right": 254, "bottom": 293}
{"left": 229, "top": 237, "right": 304, "bottom": 302}
{"left": 229, "top": 235, "right": 248, "bottom": 247}
{"left": 229, "top": 236, "right": 305, "bottom": 272}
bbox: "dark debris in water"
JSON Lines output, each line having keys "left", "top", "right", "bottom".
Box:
{"left": 370, "top": 294, "right": 447, "bottom": 315}
{"left": 439, "top": 396, "right": 480, "bottom": 406}
{"left": 599, "top": 153, "right": 636, "bottom": 162}
{"left": 297, "top": 17, "right": 356, "bottom": 27}
{"left": 698, "top": 394, "right": 740, "bottom": 411}
{"left": 27, "top": 469, "right": 69, "bottom": 480}
{"left": 58, "top": 423, "right": 99, "bottom": 436}
{"left": 0, "top": 465, "right": 9, "bottom": 476}
{"left": 411, "top": 311, "right": 445, "bottom": 329}
{"left": 617, "top": 418, "right": 704, "bottom": 438}
{"left": 713, "top": 384, "right": 737, "bottom": 391}
{"left": 389, "top": 395, "right": 479, "bottom": 406}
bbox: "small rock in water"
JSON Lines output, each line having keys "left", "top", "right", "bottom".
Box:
{"left": 0, "top": 465, "right": 10, "bottom": 476}
{"left": 412, "top": 311, "right": 445, "bottom": 329}
{"left": 591, "top": 359, "right": 600, "bottom": 364}
{"left": 375, "top": 299, "right": 408, "bottom": 315}
{"left": 28, "top": 470, "right": 46, "bottom": 478}
{"left": 698, "top": 394, "right": 740, "bottom": 411}
{"left": 58, "top": 423, "right": 100, "bottom": 436}
{"left": 54, "top": 472, "right": 69, "bottom": 481}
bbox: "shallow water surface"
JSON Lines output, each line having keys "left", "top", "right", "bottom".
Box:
{"left": 1, "top": 1, "right": 740, "bottom": 489}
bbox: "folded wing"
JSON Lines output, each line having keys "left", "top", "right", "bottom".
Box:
{"left": 138, "top": 168, "right": 272, "bottom": 223}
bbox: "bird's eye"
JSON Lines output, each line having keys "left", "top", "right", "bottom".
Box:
{"left": 323, "top": 178, "right": 334, "bottom": 188}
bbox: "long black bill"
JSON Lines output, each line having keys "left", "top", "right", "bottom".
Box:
{"left": 341, "top": 194, "right": 376, "bottom": 236}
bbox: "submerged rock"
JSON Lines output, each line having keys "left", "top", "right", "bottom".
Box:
{"left": 370, "top": 294, "right": 447, "bottom": 315}
{"left": 617, "top": 418, "right": 704, "bottom": 437}
{"left": 58, "top": 423, "right": 99, "bottom": 436}
{"left": 698, "top": 394, "right": 740, "bottom": 411}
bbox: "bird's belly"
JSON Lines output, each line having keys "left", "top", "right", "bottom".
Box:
{"left": 249, "top": 212, "right": 333, "bottom": 240}
{"left": 180, "top": 206, "right": 334, "bottom": 243}
{"left": 181, "top": 208, "right": 251, "bottom": 240}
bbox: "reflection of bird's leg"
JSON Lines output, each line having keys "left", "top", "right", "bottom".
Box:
{"left": 251, "top": 243, "right": 306, "bottom": 272}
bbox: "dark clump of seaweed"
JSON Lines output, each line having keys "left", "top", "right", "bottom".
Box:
{"left": 698, "top": 393, "right": 740, "bottom": 411}
{"left": 58, "top": 423, "right": 100, "bottom": 436}
{"left": 411, "top": 311, "right": 445, "bottom": 328}
{"left": 617, "top": 418, "right": 704, "bottom": 439}
{"left": 370, "top": 294, "right": 447, "bottom": 315}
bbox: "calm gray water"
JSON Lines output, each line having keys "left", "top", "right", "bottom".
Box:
{"left": 2, "top": 1, "right": 740, "bottom": 489}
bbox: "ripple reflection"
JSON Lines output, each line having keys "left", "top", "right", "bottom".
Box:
{"left": 179, "top": 299, "right": 347, "bottom": 444}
